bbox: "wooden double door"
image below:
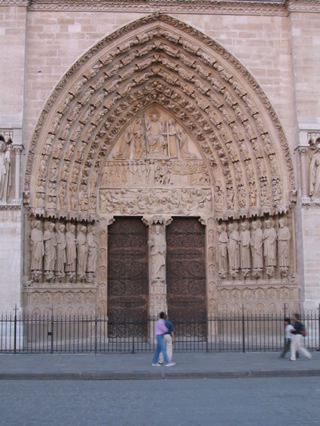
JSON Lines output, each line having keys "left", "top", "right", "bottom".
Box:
{"left": 107, "top": 217, "right": 206, "bottom": 336}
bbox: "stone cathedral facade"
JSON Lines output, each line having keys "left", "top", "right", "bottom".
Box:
{"left": 0, "top": 0, "right": 319, "bottom": 318}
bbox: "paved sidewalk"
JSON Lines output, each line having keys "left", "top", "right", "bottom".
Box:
{"left": 0, "top": 351, "right": 319, "bottom": 380}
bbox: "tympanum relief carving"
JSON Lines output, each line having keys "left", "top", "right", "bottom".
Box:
{"left": 99, "top": 108, "right": 212, "bottom": 217}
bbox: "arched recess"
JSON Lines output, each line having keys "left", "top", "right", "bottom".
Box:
{"left": 25, "top": 13, "right": 296, "bottom": 222}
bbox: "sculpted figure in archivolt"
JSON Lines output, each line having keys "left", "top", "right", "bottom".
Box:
{"left": 149, "top": 225, "right": 166, "bottom": 281}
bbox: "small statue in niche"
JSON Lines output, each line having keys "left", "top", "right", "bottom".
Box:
{"left": 0, "top": 139, "right": 11, "bottom": 203}
{"left": 76, "top": 224, "right": 88, "bottom": 282}
{"left": 309, "top": 143, "right": 320, "bottom": 201}
{"left": 43, "top": 221, "right": 57, "bottom": 282}
{"left": 262, "top": 219, "right": 277, "bottom": 277}
{"left": 149, "top": 224, "right": 166, "bottom": 282}
{"left": 30, "top": 220, "right": 44, "bottom": 282}
{"left": 277, "top": 218, "right": 291, "bottom": 277}
{"left": 65, "top": 223, "right": 76, "bottom": 282}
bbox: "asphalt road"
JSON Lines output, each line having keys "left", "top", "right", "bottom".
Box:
{"left": 0, "top": 377, "right": 319, "bottom": 425}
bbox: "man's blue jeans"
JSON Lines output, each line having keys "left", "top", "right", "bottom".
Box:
{"left": 152, "top": 334, "right": 169, "bottom": 364}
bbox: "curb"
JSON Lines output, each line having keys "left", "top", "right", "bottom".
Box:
{"left": 1, "top": 369, "right": 320, "bottom": 380}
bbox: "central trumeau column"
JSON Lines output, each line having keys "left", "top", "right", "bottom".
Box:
{"left": 143, "top": 215, "right": 172, "bottom": 318}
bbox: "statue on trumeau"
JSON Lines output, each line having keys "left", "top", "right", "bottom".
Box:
{"left": 149, "top": 224, "right": 166, "bottom": 281}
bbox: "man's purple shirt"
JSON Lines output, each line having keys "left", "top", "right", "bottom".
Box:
{"left": 155, "top": 318, "right": 168, "bottom": 336}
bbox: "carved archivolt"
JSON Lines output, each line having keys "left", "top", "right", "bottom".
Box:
{"left": 25, "top": 14, "right": 296, "bottom": 224}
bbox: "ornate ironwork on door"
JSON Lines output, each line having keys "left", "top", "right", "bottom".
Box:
{"left": 108, "top": 217, "right": 148, "bottom": 338}
{"left": 166, "top": 217, "right": 206, "bottom": 339}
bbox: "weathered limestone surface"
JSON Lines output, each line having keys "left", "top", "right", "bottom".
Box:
{"left": 0, "top": 0, "right": 319, "bottom": 314}
{"left": 0, "top": 210, "right": 22, "bottom": 312}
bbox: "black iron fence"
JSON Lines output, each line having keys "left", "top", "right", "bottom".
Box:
{"left": 1, "top": 310, "right": 319, "bottom": 354}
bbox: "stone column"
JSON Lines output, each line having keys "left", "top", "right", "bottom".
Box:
{"left": 200, "top": 216, "right": 217, "bottom": 342}
{"left": 12, "top": 144, "right": 23, "bottom": 203}
{"left": 97, "top": 217, "right": 114, "bottom": 316}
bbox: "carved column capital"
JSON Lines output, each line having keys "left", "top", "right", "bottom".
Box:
{"left": 104, "top": 215, "right": 115, "bottom": 227}
{"left": 198, "top": 215, "right": 214, "bottom": 226}
{"left": 142, "top": 214, "right": 173, "bottom": 226}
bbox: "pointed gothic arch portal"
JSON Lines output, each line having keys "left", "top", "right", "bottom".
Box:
{"left": 24, "top": 14, "right": 299, "bottom": 318}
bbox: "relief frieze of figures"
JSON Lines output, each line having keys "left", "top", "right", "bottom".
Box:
{"left": 99, "top": 187, "right": 212, "bottom": 216}
{"left": 28, "top": 218, "right": 98, "bottom": 285}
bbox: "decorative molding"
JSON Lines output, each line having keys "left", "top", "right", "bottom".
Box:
{"left": 2, "top": 0, "right": 312, "bottom": 15}
{"left": 0, "top": 1, "right": 29, "bottom": 6}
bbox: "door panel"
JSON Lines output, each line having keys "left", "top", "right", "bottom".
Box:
{"left": 166, "top": 217, "right": 206, "bottom": 321}
{"left": 108, "top": 217, "right": 148, "bottom": 337}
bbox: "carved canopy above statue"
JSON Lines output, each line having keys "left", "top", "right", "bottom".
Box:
{"left": 25, "top": 13, "right": 296, "bottom": 222}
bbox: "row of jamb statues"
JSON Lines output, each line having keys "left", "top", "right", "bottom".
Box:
{"left": 217, "top": 218, "right": 291, "bottom": 279}
{"left": 30, "top": 219, "right": 98, "bottom": 283}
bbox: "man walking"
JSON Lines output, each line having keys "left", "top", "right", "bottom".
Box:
{"left": 290, "top": 313, "right": 312, "bottom": 361}
{"left": 159, "top": 314, "right": 174, "bottom": 364}
{"left": 152, "top": 312, "right": 175, "bottom": 367}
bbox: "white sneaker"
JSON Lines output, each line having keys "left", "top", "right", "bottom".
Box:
{"left": 166, "top": 362, "right": 175, "bottom": 367}
{"left": 152, "top": 363, "right": 161, "bottom": 367}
